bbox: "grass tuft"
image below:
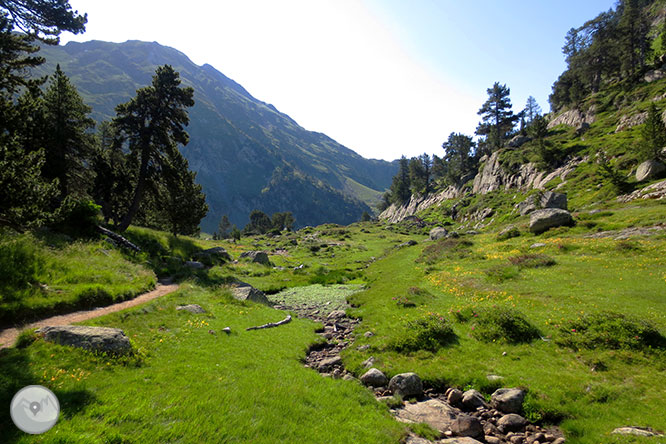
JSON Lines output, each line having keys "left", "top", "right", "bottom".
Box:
{"left": 388, "top": 314, "right": 457, "bottom": 352}
{"left": 462, "top": 306, "right": 541, "bottom": 344}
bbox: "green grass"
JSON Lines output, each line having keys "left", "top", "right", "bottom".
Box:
{"left": 0, "top": 230, "right": 156, "bottom": 326}
{"left": 0, "top": 283, "right": 404, "bottom": 443}
{"left": 343, "top": 215, "right": 666, "bottom": 444}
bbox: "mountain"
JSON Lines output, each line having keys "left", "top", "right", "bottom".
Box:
{"left": 33, "top": 40, "right": 398, "bottom": 232}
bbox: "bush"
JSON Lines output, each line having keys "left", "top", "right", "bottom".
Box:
{"left": 0, "top": 234, "right": 44, "bottom": 300}
{"left": 556, "top": 312, "right": 666, "bottom": 352}
{"left": 15, "top": 329, "right": 38, "bottom": 348}
{"left": 393, "top": 287, "right": 432, "bottom": 308}
{"left": 53, "top": 199, "right": 101, "bottom": 238}
{"left": 468, "top": 306, "right": 541, "bottom": 344}
{"left": 484, "top": 264, "right": 520, "bottom": 283}
{"left": 388, "top": 314, "right": 457, "bottom": 352}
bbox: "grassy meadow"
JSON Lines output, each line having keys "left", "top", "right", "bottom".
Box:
{"left": 0, "top": 200, "right": 665, "bottom": 443}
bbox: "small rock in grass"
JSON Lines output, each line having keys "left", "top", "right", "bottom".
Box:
{"left": 185, "top": 260, "right": 205, "bottom": 269}
{"left": 176, "top": 304, "right": 206, "bottom": 314}
{"left": 38, "top": 326, "right": 131, "bottom": 355}
{"left": 612, "top": 427, "right": 663, "bottom": 437}
{"left": 362, "top": 356, "right": 375, "bottom": 368}
{"left": 530, "top": 243, "right": 546, "bottom": 249}
{"left": 222, "top": 327, "right": 231, "bottom": 334}
{"left": 364, "top": 331, "right": 374, "bottom": 338}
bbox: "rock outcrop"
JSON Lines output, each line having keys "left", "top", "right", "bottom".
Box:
{"left": 547, "top": 107, "right": 596, "bottom": 129}
{"left": 38, "top": 326, "right": 132, "bottom": 354}
{"left": 239, "top": 251, "right": 271, "bottom": 265}
{"left": 379, "top": 186, "right": 461, "bottom": 223}
{"left": 516, "top": 191, "right": 567, "bottom": 215}
{"left": 618, "top": 179, "right": 666, "bottom": 202}
{"left": 429, "top": 227, "right": 448, "bottom": 240}
{"left": 176, "top": 304, "right": 206, "bottom": 314}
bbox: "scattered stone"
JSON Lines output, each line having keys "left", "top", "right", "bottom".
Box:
{"left": 440, "top": 438, "right": 484, "bottom": 444}
{"left": 487, "top": 375, "right": 504, "bottom": 382}
{"left": 389, "top": 373, "right": 423, "bottom": 398}
{"left": 491, "top": 388, "right": 526, "bottom": 414}
{"left": 342, "top": 374, "right": 356, "bottom": 381}
{"left": 395, "top": 399, "right": 457, "bottom": 433}
{"left": 552, "top": 438, "right": 566, "bottom": 444}
{"left": 362, "top": 356, "right": 375, "bottom": 368}
{"left": 230, "top": 281, "right": 271, "bottom": 305}
{"left": 361, "top": 368, "right": 388, "bottom": 387}
{"left": 618, "top": 179, "right": 666, "bottom": 202}
{"left": 486, "top": 436, "right": 501, "bottom": 444}
{"left": 397, "top": 240, "right": 419, "bottom": 248}
{"left": 529, "top": 209, "right": 574, "bottom": 234}
{"left": 327, "top": 310, "right": 346, "bottom": 320}
{"left": 222, "top": 327, "right": 231, "bottom": 334}
{"left": 38, "top": 326, "right": 131, "bottom": 354}
{"left": 193, "top": 247, "right": 232, "bottom": 265}
{"left": 484, "top": 422, "right": 500, "bottom": 436}
{"left": 405, "top": 434, "right": 434, "bottom": 444}
{"left": 612, "top": 427, "right": 663, "bottom": 437}
{"left": 451, "top": 415, "right": 483, "bottom": 438}
{"left": 430, "top": 227, "right": 448, "bottom": 241}
{"left": 357, "top": 344, "right": 370, "bottom": 351}
{"left": 461, "top": 389, "right": 487, "bottom": 411}
{"left": 317, "top": 356, "right": 342, "bottom": 371}
{"left": 364, "top": 331, "right": 374, "bottom": 338}
{"left": 529, "top": 243, "right": 546, "bottom": 249}
{"left": 185, "top": 260, "right": 205, "bottom": 269}
{"left": 636, "top": 159, "right": 666, "bottom": 182}
{"left": 498, "top": 414, "right": 528, "bottom": 433}
{"left": 239, "top": 250, "right": 271, "bottom": 265}
{"left": 447, "top": 388, "right": 463, "bottom": 405}
{"left": 176, "top": 304, "right": 206, "bottom": 314}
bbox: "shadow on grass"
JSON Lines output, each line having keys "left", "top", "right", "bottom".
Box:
{"left": 0, "top": 348, "right": 96, "bottom": 443}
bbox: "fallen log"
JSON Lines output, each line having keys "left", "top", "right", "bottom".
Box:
{"left": 246, "top": 315, "right": 292, "bottom": 331}
{"left": 97, "top": 226, "right": 141, "bottom": 252}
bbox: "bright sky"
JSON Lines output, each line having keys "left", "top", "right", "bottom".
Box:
{"left": 60, "top": 0, "right": 616, "bottom": 161}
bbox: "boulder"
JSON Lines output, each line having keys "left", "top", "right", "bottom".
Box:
{"left": 388, "top": 372, "right": 423, "bottom": 398}
{"left": 230, "top": 281, "right": 271, "bottom": 305}
{"left": 239, "top": 251, "right": 271, "bottom": 265}
{"left": 461, "top": 389, "right": 487, "bottom": 411}
{"left": 517, "top": 191, "right": 567, "bottom": 216}
{"left": 429, "top": 227, "right": 448, "bottom": 241}
{"left": 38, "top": 326, "right": 131, "bottom": 354}
{"left": 636, "top": 159, "right": 666, "bottom": 182}
{"left": 497, "top": 414, "right": 527, "bottom": 433}
{"left": 446, "top": 388, "right": 463, "bottom": 405}
{"left": 185, "top": 260, "right": 204, "bottom": 269}
{"left": 440, "top": 438, "right": 484, "bottom": 444}
{"left": 508, "top": 135, "right": 532, "bottom": 148}
{"left": 451, "top": 415, "right": 483, "bottom": 438}
{"left": 176, "top": 304, "right": 206, "bottom": 314}
{"left": 360, "top": 368, "right": 388, "bottom": 387}
{"left": 491, "top": 388, "right": 526, "bottom": 414}
{"left": 529, "top": 209, "right": 574, "bottom": 234}
{"left": 394, "top": 399, "right": 457, "bottom": 432}
{"left": 317, "top": 356, "right": 342, "bottom": 371}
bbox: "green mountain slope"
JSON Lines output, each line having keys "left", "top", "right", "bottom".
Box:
{"left": 34, "top": 40, "right": 397, "bottom": 231}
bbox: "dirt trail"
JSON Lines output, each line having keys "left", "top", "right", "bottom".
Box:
{"left": 0, "top": 279, "right": 179, "bottom": 349}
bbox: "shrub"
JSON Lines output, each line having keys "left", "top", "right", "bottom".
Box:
{"left": 388, "top": 314, "right": 457, "bottom": 352}
{"left": 496, "top": 227, "right": 520, "bottom": 241}
{"left": 556, "top": 312, "right": 666, "bottom": 352}
{"left": 0, "top": 234, "right": 45, "bottom": 300}
{"left": 469, "top": 306, "right": 541, "bottom": 344}
{"left": 508, "top": 254, "right": 556, "bottom": 268}
{"left": 53, "top": 199, "right": 101, "bottom": 238}
{"left": 15, "top": 329, "right": 38, "bottom": 348}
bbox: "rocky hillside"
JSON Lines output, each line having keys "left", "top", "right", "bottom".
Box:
{"left": 34, "top": 40, "right": 398, "bottom": 232}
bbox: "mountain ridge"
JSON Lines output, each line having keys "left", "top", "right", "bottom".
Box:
{"left": 34, "top": 39, "right": 398, "bottom": 231}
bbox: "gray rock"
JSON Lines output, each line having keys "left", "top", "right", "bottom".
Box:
{"left": 193, "top": 247, "right": 232, "bottom": 265}
{"left": 446, "top": 388, "right": 463, "bottom": 405}
{"left": 540, "top": 191, "right": 568, "bottom": 211}
{"left": 38, "top": 326, "right": 131, "bottom": 354}
{"left": 230, "top": 281, "right": 271, "bottom": 305}
{"left": 360, "top": 368, "right": 388, "bottom": 387}
{"left": 498, "top": 414, "right": 527, "bottom": 433}
{"left": 395, "top": 399, "right": 457, "bottom": 432}
{"left": 362, "top": 356, "right": 375, "bottom": 368}
{"left": 451, "top": 415, "right": 483, "bottom": 438}
{"left": 430, "top": 227, "right": 448, "bottom": 241}
{"left": 461, "top": 389, "right": 487, "bottom": 410}
{"left": 508, "top": 135, "right": 532, "bottom": 148}
{"left": 491, "top": 388, "right": 526, "bottom": 414}
{"left": 405, "top": 434, "right": 435, "bottom": 444}
{"left": 239, "top": 250, "right": 271, "bottom": 265}
{"left": 486, "top": 374, "right": 504, "bottom": 382}
{"left": 185, "top": 260, "right": 205, "bottom": 269}
{"left": 636, "top": 159, "right": 666, "bottom": 182}
{"left": 317, "top": 356, "right": 342, "bottom": 371}
{"left": 529, "top": 243, "right": 546, "bottom": 249}
{"left": 612, "top": 427, "right": 663, "bottom": 437}
{"left": 529, "top": 209, "right": 574, "bottom": 234}
{"left": 364, "top": 331, "right": 374, "bottom": 338}
{"left": 485, "top": 436, "right": 501, "bottom": 444}
{"left": 176, "top": 304, "right": 206, "bottom": 314}
{"left": 440, "top": 438, "right": 484, "bottom": 444}
{"left": 327, "top": 310, "right": 346, "bottom": 320}
{"left": 389, "top": 372, "right": 423, "bottom": 398}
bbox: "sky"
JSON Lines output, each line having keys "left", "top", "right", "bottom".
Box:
{"left": 59, "top": 0, "right": 617, "bottom": 161}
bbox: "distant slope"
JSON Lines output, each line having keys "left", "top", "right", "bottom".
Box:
{"left": 35, "top": 40, "right": 397, "bottom": 231}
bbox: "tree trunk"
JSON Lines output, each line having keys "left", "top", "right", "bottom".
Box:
{"left": 117, "top": 151, "right": 149, "bottom": 232}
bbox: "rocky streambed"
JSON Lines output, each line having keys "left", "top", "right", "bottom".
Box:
{"left": 269, "top": 286, "right": 566, "bottom": 444}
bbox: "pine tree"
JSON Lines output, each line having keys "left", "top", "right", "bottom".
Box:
{"left": 1, "top": 0, "right": 86, "bottom": 43}
{"left": 523, "top": 96, "right": 542, "bottom": 125}
{"left": 441, "top": 132, "right": 476, "bottom": 185}
{"left": 161, "top": 154, "right": 208, "bottom": 236}
{"left": 271, "top": 212, "right": 294, "bottom": 231}
{"left": 244, "top": 210, "right": 272, "bottom": 234}
{"left": 476, "top": 82, "right": 519, "bottom": 153}
{"left": 640, "top": 104, "right": 666, "bottom": 161}
{"left": 388, "top": 156, "right": 411, "bottom": 204}
{"left": 42, "top": 65, "right": 95, "bottom": 197}
{"left": 113, "top": 65, "right": 195, "bottom": 231}
{"left": 215, "top": 215, "right": 232, "bottom": 239}
{"left": 529, "top": 115, "right": 552, "bottom": 165}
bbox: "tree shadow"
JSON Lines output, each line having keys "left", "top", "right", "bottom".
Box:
{"left": 0, "top": 348, "right": 96, "bottom": 443}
